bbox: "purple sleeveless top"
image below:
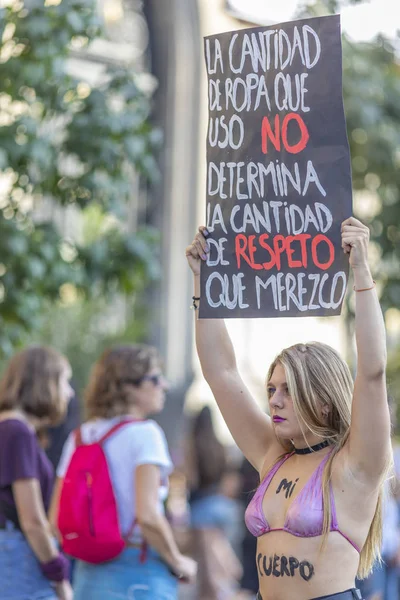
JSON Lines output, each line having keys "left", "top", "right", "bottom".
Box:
{"left": 0, "top": 419, "right": 54, "bottom": 527}
{"left": 244, "top": 450, "right": 360, "bottom": 553}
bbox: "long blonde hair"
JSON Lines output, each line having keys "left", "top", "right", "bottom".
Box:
{"left": 267, "top": 341, "right": 388, "bottom": 578}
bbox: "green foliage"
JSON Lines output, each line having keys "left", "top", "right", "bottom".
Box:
{"left": 0, "top": 0, "right": 161, "bottom": 356}
{"left": 302, "top": 0, "right": 400, "bottom": 311}
{"left": 342, "top": 35, "right": 400, "bottom": 311}
{"left": 37, "top": 295, "right": 151, "bottom": 397}
{"left": 387, "top": 343, "right": 400, "bottom": 433}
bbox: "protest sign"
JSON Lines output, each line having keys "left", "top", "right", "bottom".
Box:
{"left": 200, "top": 15, "right": 352, "bottom": 319}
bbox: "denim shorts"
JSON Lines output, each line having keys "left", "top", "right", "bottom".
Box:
{"left": 73, "top": 546, "right": 178, "bottom": 600}
{"left": 190, "top": 493, "right": 239, "bottom": 534}
{"left": 0, "top": 524, "right": 57, "bottom": 600}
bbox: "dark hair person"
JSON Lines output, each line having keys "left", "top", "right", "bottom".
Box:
{"left": 189, "top": 406, "right": 227, "bottom": 495}
{"left": 185, "top": 218, "right": 391, "bottom": 600}
{"left": 0, "top": 345, "right": 74, "bottom": 600}
{"left": 186, "top": 406, "right": 242, "bottom": 599}
{"left": 51, "top": 344, "right": 197, "bottom": 600}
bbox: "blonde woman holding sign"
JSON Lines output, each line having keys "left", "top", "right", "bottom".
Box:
{"left": 185, "top": 217, "right": 390, "bottom": 600}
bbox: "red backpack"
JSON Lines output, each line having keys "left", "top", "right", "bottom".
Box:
{"left": 57, "top": 419, "right": 140, "bottom": 564}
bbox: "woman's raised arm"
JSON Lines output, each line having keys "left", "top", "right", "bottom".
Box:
{"left": 342, "top": 217, "right": 391, "bottom": 480}
{"left": 186, "top": 227, "right": 278, "bottom": 472}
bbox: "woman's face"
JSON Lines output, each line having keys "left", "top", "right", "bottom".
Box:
{"left": 267, "top": 363, "right": 303, "bottom": 443}
{"left": 133, "top": 367, "right": 168, "bottom": 417}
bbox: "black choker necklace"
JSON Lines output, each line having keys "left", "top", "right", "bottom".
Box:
{"left": 293, "top": 440, "right": 330, "bottom": 455}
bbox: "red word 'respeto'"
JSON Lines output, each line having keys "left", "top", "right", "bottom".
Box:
{"left": 235, "top": 233, "right": 335, "bottom": 271}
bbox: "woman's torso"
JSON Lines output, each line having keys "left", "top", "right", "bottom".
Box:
{"left": 247, "top": 446, "right": 379, "bottom": 600}
{"left": 0, "top": 417, "right": 54, "bottom": 527}
{"left": 57, "top": 417, "right": 173, "bottom": 542}
{"left": 0, "top": 416, "right": 56, "bottom": 598}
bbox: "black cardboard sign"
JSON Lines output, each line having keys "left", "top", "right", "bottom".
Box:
{"left": 200, "top": 15, "right": 352, "bottom": 319}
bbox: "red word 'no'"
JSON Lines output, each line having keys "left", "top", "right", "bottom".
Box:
{"left": 261, "top": 113, "right": 309, "bottom": 155}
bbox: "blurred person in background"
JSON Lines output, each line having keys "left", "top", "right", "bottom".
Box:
{"left": 234, "top": 458, "right": 260, "bottom": 600}
{"left": 47, "top": 385, "right": 81, "bottom": 585}
{"left": 46, "top": 385, "right": 81, "bottom": 471}
{"left": 36, "top": 386, "right": 80, "bottom": 470}
{"left": 0, "top": 346, "right": 74, "bottom": 600}
{"left": 357, "top": 480, "right": 400, "bottom": 600}
{"left": 50, "top": 344, "right": 197, "bottom": 600}
{"left": 358, "top": 395, "right": 400, "bottom": 600}
{"left": 186, "top": 405, "right": 242, "bottom": 600}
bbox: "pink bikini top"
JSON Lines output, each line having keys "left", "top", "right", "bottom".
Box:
{"left": 244, "top": 450, "right": 360, "bottom": 553}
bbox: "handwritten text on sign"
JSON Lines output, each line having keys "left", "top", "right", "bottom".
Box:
{"left": 200, "top": 15, "right": 352, "bottom": 319}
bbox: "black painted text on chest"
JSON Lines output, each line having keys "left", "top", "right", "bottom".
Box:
{"left": 276, "top": 477, "right": 299, "bottom": 499}
{"left": 257, "top": 553, "right": 314, "bottom": 581}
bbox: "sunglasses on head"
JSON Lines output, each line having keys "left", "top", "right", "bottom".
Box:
{"left": 120, "top": 374, "right": 163, "bottom": 387}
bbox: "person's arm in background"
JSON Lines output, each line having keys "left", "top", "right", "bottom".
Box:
{"left": 14, "top": 479, "right": 59, "bottom": 561}
{"left": 136, "top": 464, "right": 197, "bottom": 583}
{"left": 13, "top": 479, "right": 72, "bottom": 600}
{"left": 186, "top": 226, "right": 278, "bottom": 472}
{"left": 48, "top": 477, "right": 62, "bottom": 541}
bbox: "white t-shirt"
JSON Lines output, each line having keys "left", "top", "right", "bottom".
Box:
{"left": 57, "top": 417, "right": 173, "bottom": 542}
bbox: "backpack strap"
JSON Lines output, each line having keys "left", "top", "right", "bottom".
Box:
{"left": 73, "top": 418, "right": 144, "bottom": 448}
{"left": 98, "top": 418, "right": 143, "bottom": 445}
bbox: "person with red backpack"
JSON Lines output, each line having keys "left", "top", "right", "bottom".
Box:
{"left": 50, "top": 344, "right": 197, "bottom": 600}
